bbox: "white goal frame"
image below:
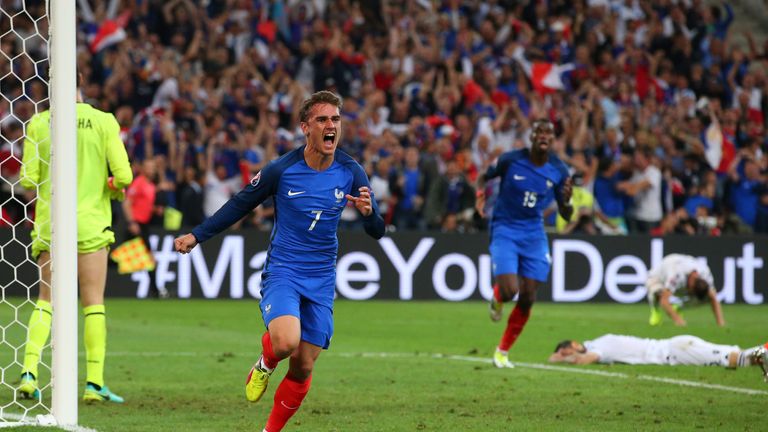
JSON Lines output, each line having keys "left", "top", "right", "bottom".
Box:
{"left": 1, "top": 1, "right": 78, "bottom": 427}
{"left": 48, "top": 0, "right": 78, "bottom": 426}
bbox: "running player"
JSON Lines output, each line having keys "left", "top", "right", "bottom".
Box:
{"left": 475, "top": 119, "right": 573, "bottom": 368}
{"left": 646, "top": 253, "right": 725, "bottom": 327}
{"left": 174, "top": 91, "right": 385, "bottom": 432}
{"left": 549, "top": 334, "right": 768, "bottom": 380}
{"left": 18, "top": 81, "right": 132, "bottom": 403}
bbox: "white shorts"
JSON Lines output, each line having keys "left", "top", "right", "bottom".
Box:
{"left": 665, "top": 336, "right": 740, "bottom": 367}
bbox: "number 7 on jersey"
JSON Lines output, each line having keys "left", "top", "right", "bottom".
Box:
{"left": 309, "top": 210, "right": 323, "bottom": 231}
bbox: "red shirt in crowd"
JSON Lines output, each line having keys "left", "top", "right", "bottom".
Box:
{"left": 127, "top": 174, "right": 156, "bottom": 224}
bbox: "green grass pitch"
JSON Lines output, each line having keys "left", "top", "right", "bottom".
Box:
{"left": 1, "top": 300, "right": 766, "bottom": 431}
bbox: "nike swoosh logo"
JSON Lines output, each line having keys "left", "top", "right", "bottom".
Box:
{"left": 513, "top": 175, "right": 526, "bottom": 180}
{"left": 280, "top": 401, "right": 300, "bottom": 410}
{"left": 287, "top": 190, "right": 306, "bottom": 196}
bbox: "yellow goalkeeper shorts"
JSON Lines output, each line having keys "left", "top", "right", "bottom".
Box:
{"left": 31, "top": 229, "right": 115, "bottom": 259}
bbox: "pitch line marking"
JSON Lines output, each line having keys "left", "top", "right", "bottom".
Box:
{"left": 103, "top": 351, "right": 768, "bottom": 396}
{"left": 0, "top": 413, "right": 99, "bottom": 431}
{"left": 334, "top": 351, "right": 768, "bottom": 396}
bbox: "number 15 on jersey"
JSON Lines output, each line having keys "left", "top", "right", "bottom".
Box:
{"left": 523, "top": 191, "right": 537, "bottom": 208}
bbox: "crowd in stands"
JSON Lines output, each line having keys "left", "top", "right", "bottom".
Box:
{"left": 1, "top": 0, "right": 767, "bottom": 236}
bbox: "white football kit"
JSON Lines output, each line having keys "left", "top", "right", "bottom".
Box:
{"left": 646, "top": 254, "right": 714, "bottom": 304}
{"left": 584, "top": 334, "right": 739, "bottom": 366}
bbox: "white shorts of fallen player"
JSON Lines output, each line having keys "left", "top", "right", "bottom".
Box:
{"left": 664, "top": 336, "right": 739, "bottom": 367}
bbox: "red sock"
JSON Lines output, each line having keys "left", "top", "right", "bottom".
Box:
{"left": 493, "top": 284, "right": 503, "bottom": 303}
{"left": 261, "top": 332, "right": 279, "bottom": 369}
{"left": 265, "top": 374, "right": 312, "bottom": 432}
{"left": 498, "top": 304, "right": 531, "bottom": 352}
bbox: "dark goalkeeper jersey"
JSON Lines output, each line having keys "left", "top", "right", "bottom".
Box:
{"left": 192, "top": 146, "right": 385, "bottom": 273}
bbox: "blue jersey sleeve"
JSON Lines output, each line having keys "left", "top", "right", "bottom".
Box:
{"left": 484, "top": 150, "right": 525, "bottom": 181}
{"left": 484, "top": 152, "right": 511, "bottom": 181}
{"left": 191, "top": 161, "right": 282, "bottom": 243}
{"left": 345, "top": 154, "right": 385, "bottom": 239}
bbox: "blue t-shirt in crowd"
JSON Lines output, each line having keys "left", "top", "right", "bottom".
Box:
{"left": 730, "top": 179, "right": 760, "bottom": 227}
{"left": 594, "top": 173, "right": 625, "bottom": 218}
{"left": 401, "top": 168, "right": 420, "bottom": 211}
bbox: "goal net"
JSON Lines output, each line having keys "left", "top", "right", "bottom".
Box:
{"left": 1, "top": 0, "right": 77, "bottom": 426}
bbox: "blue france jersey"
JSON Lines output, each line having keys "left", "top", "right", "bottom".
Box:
{"left": 485, "top": 149, "right": 569, "bottom": 231}
{"left": 192, "top": 146, "right": 385, "bottom": 273}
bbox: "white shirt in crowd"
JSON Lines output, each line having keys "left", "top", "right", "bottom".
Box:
{"left": 584, "top": 334, "right": 737, "bottom": 366}
{"left": 369, "top": 174, "right": 391, "bottom": 215}
{"left": 204, "top": 172, "right": 241, "bottom": 218}
{"left": 628, "top": 164, "right": 662, "bottom": 223}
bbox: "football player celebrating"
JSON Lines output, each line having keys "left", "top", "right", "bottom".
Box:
{"left": 476, "top": 119, "right": 573, "bottom": 368}
{"left": 175, "top": 91, "right": 385, "bottom": 431}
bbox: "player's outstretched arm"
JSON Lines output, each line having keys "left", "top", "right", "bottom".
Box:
{"left": 191, "top": 162, "right": 279, "bottom": 243}
{"left": 708, "top": 289, "right": 726, "bottom": 327}
{"left": 549, "top": 351, "right": 600, "bottom": 365}
{"left": 659, "top": 290, "right": 686, "bottom": 326}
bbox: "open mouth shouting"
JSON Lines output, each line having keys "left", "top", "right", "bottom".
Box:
{"left": 323, "top": 131, "right": 337, "bottom": 150}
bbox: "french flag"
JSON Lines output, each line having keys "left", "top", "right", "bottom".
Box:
{"left": 89, "top": 11, "right": 131, "bottom": 53}
{"left": 512, "top": 46, "right": 573, "bottom": 95}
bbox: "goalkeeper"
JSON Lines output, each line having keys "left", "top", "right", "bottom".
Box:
{"left": 17, "top": 79, "right": 132, "bottom": 403}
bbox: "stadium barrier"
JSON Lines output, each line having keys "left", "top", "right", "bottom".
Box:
{"left": 1, "top": 229, "right": 765, "bottom": 303}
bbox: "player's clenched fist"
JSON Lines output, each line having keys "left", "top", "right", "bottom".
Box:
{"left": 346, "top": 186, "right": 373, "bottom": 217}
{"left": 174, "top": 233, "right": 198, "bottom": 254}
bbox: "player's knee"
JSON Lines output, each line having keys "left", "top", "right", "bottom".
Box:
{"left": 497, "top": 279, "right": 518, "bottom": 302}
{"left": 499, "top": 286, "right": 517, "bottom": 302}
{"left": 271, "top": 335, "right": 300, "bottom": 358}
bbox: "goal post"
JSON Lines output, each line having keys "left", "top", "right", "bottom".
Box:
{"left": 49, "top": 0, "right": 78, "bottom": 426}
{"left": 0, "top": 0, "right": 78, "bottom": 427}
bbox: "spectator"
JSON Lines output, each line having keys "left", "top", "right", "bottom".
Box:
{"left": 176, "top": 166, "right": 205, "bottom": 228}
{"left": 755, "top": 192, "right": 768, "bottom": 234}
{"left": 3, "top": 0, "right": 766, "bottom": 236}
{"left": 368, "top": 156, "right": 396, "bottom": 224}
{"left": 123, "top": 158, "right": 170, "bottom": 298}
{"left": 556, "top": 174, "right": 596, "bottom": 234}
{"left": 619, "top": 147, "right": 663, "bottom": 233}
{"left": 392, "top": 147, "right": 427, "bottom": 230}
{"left": 203, "top": 137, "right": 242, "bottom": 220}
{"left": 593, "top": 158, "right": 628, "bottom": 234}
{"left": 423, "top": 159, "right": 475, "bottom": 232}
{"left": 727, "top": 152, "right": 765, "bottom": 229}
